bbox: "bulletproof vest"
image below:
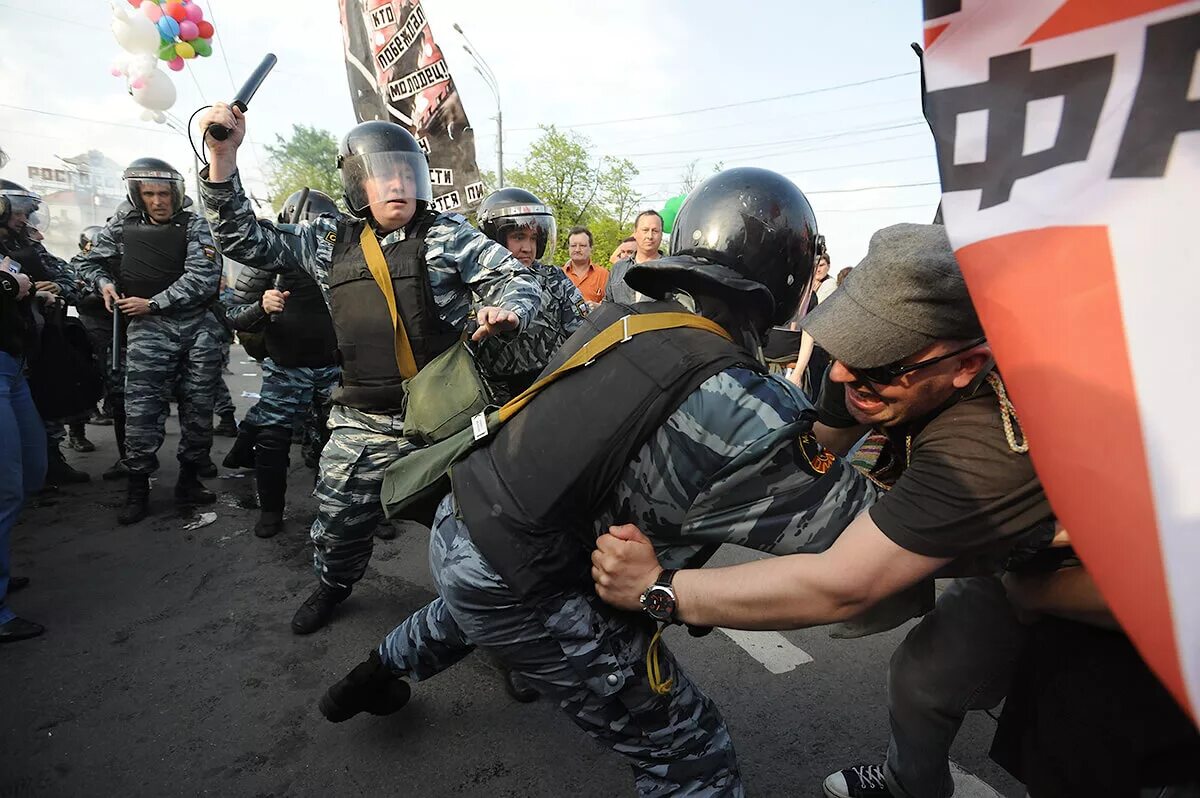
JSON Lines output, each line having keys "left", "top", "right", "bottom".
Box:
{"left": 327, "top": 212, "right": 458, "bottom": 412}
{"left": 265, "top": 268, "right": 337, "bottom": 368}
{"left": 119, "top": 215, "right": 188, "bottom": 299}
{"left": 452, "top": 300, "right": 762, "bottom": 600}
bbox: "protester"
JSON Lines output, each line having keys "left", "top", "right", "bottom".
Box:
{"left": 198, "top": 103, "right": 547, "bottom": 635}
{"left": 609, "top": 236, "right": 636, "bottom": 266}
{"left": 69, "top": 226, "right": 110, "bottom": 445}
{"left": 225, "top": 188, "right": 342, "bottom": 539}
{"left": 606, "top": 210, "right": 663, "bottom": 304}
{"left": 316, "top": 168, "right": 878, "bottom": 797}
{"left": 814, "top": 252, "right": 836, "bottom": 302}
{"left": 0, "top": 180, "right": 91, "bottom": 487}
{"left": 476, "top": 188, "right": 587, "bottom": 401}
{"left": 74, "top": 158, "right": 225, "bottom": 525}
{"left": 562, "top": 225, "right": 607, "bottom": 306}
{"left": 590, "top": 224, "right": 1057, "bottom": 798}
{"left": 836, "top": 266, "right": 852, "bottom": 288}
{"left": 0, "top": 263, "right": 46, "bottom": 643}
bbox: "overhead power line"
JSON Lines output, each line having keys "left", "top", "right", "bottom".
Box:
{"left": 508, "top": 70, "right": 919, "bottom": 131}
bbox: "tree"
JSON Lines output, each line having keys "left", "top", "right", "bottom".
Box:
{"left": 263, "top": 124, "right": 341, "bottom": 211}
{"left": 505, "top": 125, "right": 643, "bottom": 265}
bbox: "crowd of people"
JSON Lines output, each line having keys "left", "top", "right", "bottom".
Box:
{"left": 1, "top": 97, "right": 1197, "bottom": 798}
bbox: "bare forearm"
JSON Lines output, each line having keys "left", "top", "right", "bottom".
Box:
{"left": 208, "top": 152, "right": 237, "bottom": 183}
{"left": 673, "top": 555, "right": 866, "bottom": 630}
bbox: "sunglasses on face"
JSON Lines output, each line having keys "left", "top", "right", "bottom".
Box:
{"left": 846, "top": 337, "right": 987, "bottom": 386}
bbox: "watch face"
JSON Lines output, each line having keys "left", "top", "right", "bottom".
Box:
{"left": 643, "top": 587, "right": 676, "bottom": 621}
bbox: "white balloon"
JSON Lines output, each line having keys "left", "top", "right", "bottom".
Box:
{"left": 111, "top": 1, "right": 161, "bottom": 56}
{"left": 140, "top": 109, "right": 166, "bottom": 124}
{"left": 131, "top": 67, "right": 177, "bottom": 113}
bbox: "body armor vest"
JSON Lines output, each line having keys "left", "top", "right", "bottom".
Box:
{"left": 119, "top": 215, "right": 188, "bottom": 299}
{"left": 452, "top": 300, "right": 761, "bottom": 600}
{"left": 265, "top": 268, "right": 337, "bottom": 368}
{"left": 327, "top": 213, "right": 458, "bottom": 412}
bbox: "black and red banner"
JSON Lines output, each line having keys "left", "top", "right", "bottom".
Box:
{"left": 337, "top": 0, "right": 486, "bottom": 213}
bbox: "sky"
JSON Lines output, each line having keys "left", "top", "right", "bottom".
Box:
{"left": 0, "top": 0, "right": 939, "bottom": 266}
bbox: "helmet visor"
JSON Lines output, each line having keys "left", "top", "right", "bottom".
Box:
{"left": 341, "top": 151, "right": 432, "bottom": 216}
{"left": 3, "top": 189, "right": 46, "bottom": 231}
{"left": 126, "top": 175, "right": 185, "bottom": 216}
{"left": 499, "top": 213, "right": 557, "bottom": 262}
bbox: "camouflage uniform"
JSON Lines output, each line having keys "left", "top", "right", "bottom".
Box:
{"left": 212, "top": 338, "right": 235, "bottom": 418}
{"left": 74, "top": 209, "right": 223, "bottom": 476}
{"left": 200, "top": 170, "right": 544, "bottom": 590}
{"left": 378, "top": 366, "right": 879, "bottom": 795}
{"left": 475, "top": 260, "right": 588, "bottom": 402}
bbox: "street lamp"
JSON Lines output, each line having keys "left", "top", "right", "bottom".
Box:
{"left": 453, "top": 23, "right": 503, "bottom": 188}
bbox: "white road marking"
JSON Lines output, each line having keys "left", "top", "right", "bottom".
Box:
{"left": 719, "top": 629, "right": 814, "bottom": 674}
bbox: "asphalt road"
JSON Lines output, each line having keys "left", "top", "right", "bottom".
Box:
{"left": 2, "top": 349, "right": 1021, "bottom": 797}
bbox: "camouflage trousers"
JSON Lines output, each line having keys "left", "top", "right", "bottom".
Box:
{"left": 378, "top": 494, "right": 743, "bottom": 797}
{"left": 213, "top": 339, "right": 234, "bottom": 418}
{"left": 123, "top": 312, "right": 224, "bottom": 475}
{"left": 310, "top": 404, "right": 418, "bottom": 588}
{"left": 245, "top": 359, "right": 339, "bottom": 430}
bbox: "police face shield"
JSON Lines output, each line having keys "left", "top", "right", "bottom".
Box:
{"left": 771, "top": 269, "right": 816, "bottom": 332}
{"left": 501, "top": 213, "right": 557, "bottom": 264}
{"left": 341, "top": 151, "right": 433, "bottom": 217}
{"left": 126, "top": 175, "right": 185, "bottom": 217}
{"left": 2, "top": 189, "right": 47, "bottom": 233}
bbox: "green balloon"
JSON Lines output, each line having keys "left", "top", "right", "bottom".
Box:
{"left": 660, "top": 194, "right": 686, "bottom": 235}
{"left": 193, "top": 37, "right": 212, "bottom": 57}
{"left": 158, "top": 41, "right": 177, "bottom": 61}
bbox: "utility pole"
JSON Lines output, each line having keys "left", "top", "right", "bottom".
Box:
{"left": 454, "top": 23, "right": 503, "bottom": 188}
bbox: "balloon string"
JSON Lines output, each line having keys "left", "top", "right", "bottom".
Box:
{"left": 187, "top": 104, "right": 213, "bottom": 168}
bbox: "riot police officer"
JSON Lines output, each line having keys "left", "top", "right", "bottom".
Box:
{"left": 198, "top": 103, "right": 545, "bottom": 635}
{"left": 74, "top": 158, "right": 225, "bottom": 524}
{"left": 475, "top": 188, "right": 587, "bottom": 401}
{"left": 0, "top": 181, "right": 90, "bottom": 486}
{"left": 317, "top": 168, "right": 877, "bottom": 796}
{"left": 225, "top": 189, "right": 342, "bottom": 539}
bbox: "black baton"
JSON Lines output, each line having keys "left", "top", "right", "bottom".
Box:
{"left": 207, "top": 53, "right": 278, "bottom": 141}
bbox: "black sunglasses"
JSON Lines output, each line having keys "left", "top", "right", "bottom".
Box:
{"left": 846, "top": 337, "right": 987, "bottom": 386}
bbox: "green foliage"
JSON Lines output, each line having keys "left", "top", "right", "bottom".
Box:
{"left": 505, "top": 125, "right": 645, "bottom": 267}
{"left": 263, "top": 124, "right": 342, "bottom": 212}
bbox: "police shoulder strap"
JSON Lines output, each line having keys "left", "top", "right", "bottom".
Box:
{"left": 494, "top": 312, "right": 732, "bottom": 426}
{"left": 359, "top": 224, "right": 419, "bottom": 378}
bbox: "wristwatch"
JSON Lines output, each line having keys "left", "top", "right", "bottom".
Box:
{"left": 639, "top": 569, "right": 678, "bottom": 623}
{"left": 147, "top": 299, "right": 160, "bottom": 314}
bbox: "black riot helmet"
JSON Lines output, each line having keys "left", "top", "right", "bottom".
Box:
{"left": 123, "top": 157, "right": 186, "bottom": 217}
{"left": 336, "top": 120, "right": 432, "bottom": 220}
{"left": 477, "top": 188, "right": 557, "bottom": 263}
{"left": 0, "top": 179, "right": 47, "bottom": 232}
{"left": 79, "top": 225, "right": 103, "bottom": 251}
{"left": 626, "top": 167, "right": 818, "bottom": 329}
{"left": 276, "top": 189, "right": 340, "bottom": 225}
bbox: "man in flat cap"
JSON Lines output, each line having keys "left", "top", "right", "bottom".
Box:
{"left": 593, "top": 223, "right": 1058, "bottom": 798}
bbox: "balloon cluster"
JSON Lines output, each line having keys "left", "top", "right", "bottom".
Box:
{"left": 108, "top": 0, "right": 216, "bottom": 123}
{"left": 133, "top": 0, "right": 216, "bottom": 70}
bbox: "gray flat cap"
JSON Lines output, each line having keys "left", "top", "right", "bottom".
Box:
{"left": 802, "top": 223, "right": 982, "bottom": 368}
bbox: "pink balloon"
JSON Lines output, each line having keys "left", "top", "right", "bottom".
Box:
{"left": 168, "top": 56, "right": 185, "bottom": 72}
{"left": 141, "top": 1, "right": 163, "bottom": 22}
{"left": 131, "top": 77, "right": 146, "bottom": 89}
{"left": 178, "top": 20, "right": 199, "bottom": 40}
{"left": 185, "top": 2, "right": 203, "bottom": 22}
{"left": 111, "top": 67, "right": 123, "bottom": 77}
{"left": 127, "top": 0, "right": 141, "bottom": 7}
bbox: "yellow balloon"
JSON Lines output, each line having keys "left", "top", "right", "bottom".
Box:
{"left": 176, "top": 41, "right": 196, "bottom": 59}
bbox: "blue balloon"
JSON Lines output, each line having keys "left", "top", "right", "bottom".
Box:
{"left": 157, "top": 15, "right": 180, "bottom": 40}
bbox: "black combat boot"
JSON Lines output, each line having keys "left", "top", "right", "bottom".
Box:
{"left": 213, "top": 412, "right": 238, "bottom": 437}
{"left": 118, "top": 474, "right": 151, "bottom": 525}
{"left": 68, "top": 422, "right": 96, "bottom": 452}
{"left": 253, "top": 425, "right": 290, "bottom": 538}
{"left": 174, "top": 462, "right": 216, "bottom": 505}
{"left": 195, "top": 459, "right": 218, "bottom": 479}
{"left": 291, "top": 582, "right": 351, "bottom": 635}
{"left": 222, "top": 420, "right": 258, "bottom": 469}
{"left": 319, "top": 650, "right": 411, "bottom": 722}
{"left": 46, "top": 444, "right": 90, "bottom": 485}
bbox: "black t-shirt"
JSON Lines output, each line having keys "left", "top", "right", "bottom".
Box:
{"left": 815, "top": 368, "right": 1054, "bottom": 560}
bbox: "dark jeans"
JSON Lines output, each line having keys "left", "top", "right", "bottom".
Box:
{"left": 0, "top": 352, "right": 47, "bottom": 623}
